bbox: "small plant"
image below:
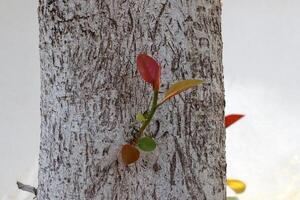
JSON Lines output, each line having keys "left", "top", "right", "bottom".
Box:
{"left": 121, "top": 54, "right": 203, "bottom": 165}
{"left": 226, "top": 114, "right": 246, "bottom": 200}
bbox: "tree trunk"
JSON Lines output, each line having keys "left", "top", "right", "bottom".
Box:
{"left": 38, "top": 0, "right": 225, "bottom": 199}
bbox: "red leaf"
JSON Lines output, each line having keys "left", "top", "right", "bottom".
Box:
{"left": 225, "top": 114, "right": 244, "bottom": 128}
{"left": 121, "top": 144, "right": 140, "bottom": 165}
{"left": 137, "top": 54, "right": 161, "bottom": 91}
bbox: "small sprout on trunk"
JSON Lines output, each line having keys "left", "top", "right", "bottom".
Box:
{"left": 120, "top": 53, "right": 203, "bottom": 165}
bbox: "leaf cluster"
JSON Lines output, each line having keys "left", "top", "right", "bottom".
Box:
{"left": 121, "top": 54, "right": 203, "bottom": 165}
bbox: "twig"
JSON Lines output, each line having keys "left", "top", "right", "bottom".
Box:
{"left": 17, "top": 181, "right": 37, "bottom": 196}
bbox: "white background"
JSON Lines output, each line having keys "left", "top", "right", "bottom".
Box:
{"left": 0, "top": 0, "right": 299, "bottom": 199}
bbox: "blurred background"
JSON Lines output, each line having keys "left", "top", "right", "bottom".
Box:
{"left": 0, "top": 0, "right": 299, "bottom": 199}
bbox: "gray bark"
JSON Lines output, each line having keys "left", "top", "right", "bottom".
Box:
{"left": 38, "top": 0, "right": 225, "bottom": 199}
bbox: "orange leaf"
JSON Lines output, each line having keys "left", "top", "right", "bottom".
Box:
{"left": 225, "top": 114, "right": 244, "bottom": 128}
{"left": 158, "top": 79, "right": 203, "bottom": 105}
{"left": 227, "top": 179, "right": 246, "bottom": 193}
{"left": 137, "top": 54, "right": 161, "bottom": 91}
{"left": 121, "top": 144, "right": 140, "bottom": 165}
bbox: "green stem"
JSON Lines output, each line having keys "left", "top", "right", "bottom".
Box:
{"left": 133, "top": 90, "right": 159, "bottom": 144}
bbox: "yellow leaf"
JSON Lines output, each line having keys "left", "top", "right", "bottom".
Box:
{"left": 158, "top": 79, "right": 203, "bottom": 106}
{"left": 227, "top": 179, "right": 246, "bottom": 194}
{"left": 136, "top": 113, "right": 146, "bottom": 122}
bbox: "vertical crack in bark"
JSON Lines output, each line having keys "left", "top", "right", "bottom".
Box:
{"left": 170, "top": 152, "right": 177, "bottom": 186}
{"left": 152, "top": 1, "right": 168, "bottom": 40}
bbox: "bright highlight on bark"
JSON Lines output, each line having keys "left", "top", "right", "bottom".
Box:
{"left": 158, "top": 79, "right": 203, "bottom": 106}
{"left": 137, "top": 136, "right": 156, "bottom": 152}
{"left": 121, "top": 144, "right": 140, "bottom": 165}
{"left": 225, "top": 114, "right": 244, "bottom": 128}
{"left": 227, "top": 179, "right": 246, "bottom": 193}
{"left": 136, "top": 54, "right": 161, "bottom": 91}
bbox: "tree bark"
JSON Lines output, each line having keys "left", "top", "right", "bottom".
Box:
{"left": 38, "top": 0, "right": 225, "bottom": 199}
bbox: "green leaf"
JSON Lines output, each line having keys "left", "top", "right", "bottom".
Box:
{"left": 137, "top": 136, "right": 156, "bottom": 152}
{"left": 227, "top": 197, "right": 239, "bottom": 200}
{"left": 136, "top": 113, "right": 146, "bottom": 122}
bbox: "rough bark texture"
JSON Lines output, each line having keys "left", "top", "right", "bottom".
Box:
{"left": 38, "top": 0, "right": 225, "bottom": 199}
